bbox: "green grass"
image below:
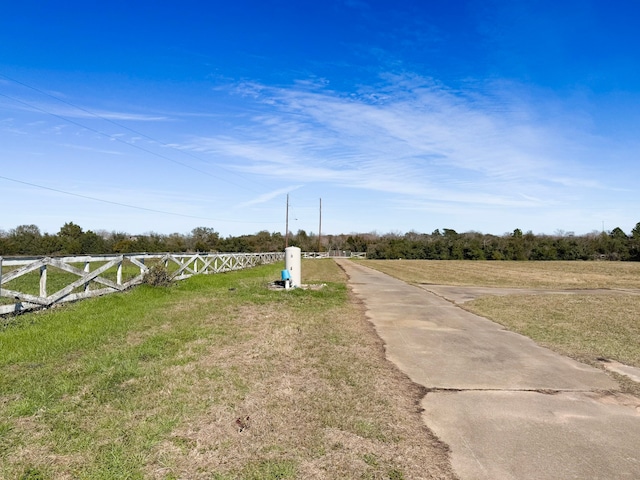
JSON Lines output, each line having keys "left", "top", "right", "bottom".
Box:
{"left": 0, "top": 264, "right": 277, "bottom": 478}
{"left": 0, "top": 259, "right": 454, "bottom": 479}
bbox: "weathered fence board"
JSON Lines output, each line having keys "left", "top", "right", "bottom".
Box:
{"left": 302, "top": 251, "right": 367, "bottom": 259}
{"left": 1, "top": 252, "right": 285, "bottom": 315}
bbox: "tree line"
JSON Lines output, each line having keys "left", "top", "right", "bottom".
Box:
{"left": 363, "top": 226, "right": 640, "bottom": 261}
{"left": 1, "top": 222, "right": 640, "bottom": 261}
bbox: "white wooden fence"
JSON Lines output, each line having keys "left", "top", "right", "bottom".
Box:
{"left": 302, "top": 251, "right": 367, "bottom": 259}
{"left": 0, "top": 252, "right": 284, "bottom": 315}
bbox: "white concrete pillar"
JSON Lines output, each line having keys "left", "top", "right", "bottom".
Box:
{"left": 285, "top": 246, "right": 301, "bottom": 287}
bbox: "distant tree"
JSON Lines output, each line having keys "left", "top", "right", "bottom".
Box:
{"left": 269, "top": 231, "right": 286, "bottom": 251}
{"left": 250, "top": 230, "right": 284, "bottom": 252}
{"left": 220, "top": 235, "right": 251, "bottom": 252}
{"left": 0, "top": 229, "right": 16, "bottom": 255}
{"left": 81, "top": 230, "right": 106, "bottom": 254}
{"left": 530, "top": 236, "right": 557, "bottom": 260}
{"left": 610, "top": 227, "right": 628, "bottom": 239}
{"left": 328, "top": 234, "right": 353, "bottom": 252}
{"left": 58, "top": 222, "right": 83, "bottom": 239}
{"left": 106, "top": 232, "right": 129, "bottom": 253}
{"left": 40, "top": 233, "right": 63, "bottom": 254}
{"left": 290, "top": 229, "right": 315, "bottom": 251}
{"left": 10, "top": 224, "right": 43, "bottom": 254}
{"left": 631, "top": 222, "right": 640, "bottom": 261}
{"left": 58, "top": 222, "right": 84, "bottom": 254}
{"left": 112, "top": 238, "right": 137, "bottom": 253}
{"left": 137, "top": 232, "right": 168, "bottom": 252}
{"left": 504, "top": 228, "right": 527, "bottom": 260}
{"left": 165, "top": 233, "right": 187, "bottom": 252}
{"left": 608, "top": 227, "right": 630, "bottom": 260}
{"left": 190, "top": 226, "right": 220, "bottom": 252}
{"left": 461, "top": 232, "right": 486, "bottom": 260}
{"left": 345, "top": 234, "right": 368, "bottom": 252}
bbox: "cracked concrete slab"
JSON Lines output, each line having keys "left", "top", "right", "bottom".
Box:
{"left": 423, "top": 390, "right": 640, "bottom": 480}
{"left": 336, "top": 259, "right": 640, "bottom": 480}
{"left": 416, "top": 285, "right": 635, "bottom": 305}
{"left": 601, "top": 360, "right": 640, "bottom": 383}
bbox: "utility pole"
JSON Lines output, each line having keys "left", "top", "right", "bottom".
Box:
{"left": 285, "top": 194, "right": 289, "bottom": 248}
{"left": 318, "top": 198, "right": 322, "bottom": 252}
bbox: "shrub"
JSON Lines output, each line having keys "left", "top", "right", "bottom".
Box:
{"left": 142, "top": 263, "right": 172, "bottom": 287}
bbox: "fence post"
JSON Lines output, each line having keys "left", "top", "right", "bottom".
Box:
{"left": 40, "top": 263, "right": 47, "bottom": 298}
{"left": 84, "top": 260, "right": 91, "bottom": 293}
{"left": 117, "top": 258, "right": 123, "bottom": 285}
{"left": 0, "top": 257, "right": 3, "bottom": 297}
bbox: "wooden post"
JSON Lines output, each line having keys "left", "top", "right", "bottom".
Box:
{"left": 0, "top": 257, "right": 3, "bottom": 297}
{"left": 40, "top": 264, "right": 47, "bottom": 298}
{"left": 82, "top": 260, "right": 90, "bottom": 293}
{"left": 117, "top": 259, "right": 123, "bottom": 285}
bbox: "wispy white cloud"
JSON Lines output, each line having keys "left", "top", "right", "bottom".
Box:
{"left": 50, "top": 106, "right": 168, "bottom": 122}
{"left": 8, "top": 72, "right": 629, "bottom": 236}
{"left": 181, "top": 74, "right": 621, "bottom": 217}
{"left": 235, "top": 185, "right": 303, "bottom": 209}
{"left": 4, "top": 97, "right": 169, "bottom": 122}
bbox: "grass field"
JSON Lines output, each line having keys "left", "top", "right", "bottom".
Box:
{"left": 362, "top": 259, "right": 640, "bottom": 289}
{"left": 361, "top": 260, "right": 640, "bottom": 392}
{"left": 0, "top": 260, "right": 454, "bottom": 479}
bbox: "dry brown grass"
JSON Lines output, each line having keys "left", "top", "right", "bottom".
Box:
{"left": 361, "top": 259, "right": 640, "bottom": 395}
{"left": 465, "top": 294, "right": 640, "bottom": 367}
{"left": 463, "top": 293, "right": 640, "bottom": 398}
{"left": 1, "top": 259, "right": 456, "bottom": 479}
{"left": 362, "top": 260, "right": 640, "bottom": 289}
{"left": 146, "top": 260, "right": 455, "bottom": 479}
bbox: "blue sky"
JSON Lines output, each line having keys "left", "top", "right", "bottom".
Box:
{"left": 1, "top": 0, "right": 639, "bottom": 237}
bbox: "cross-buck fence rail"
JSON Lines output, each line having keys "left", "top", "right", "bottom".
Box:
{"left": 0, "top": 252, "right": 284, "bottom": 316}
{"left": 302, "top": 251, "right": 367, "bottom": 259}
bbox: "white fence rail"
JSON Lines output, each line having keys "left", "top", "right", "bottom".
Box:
{"left": 1, "top": 252, "right": 284, "bottom": 315}
{"left": 302, "top": 251, "right": 367, "bottom": 259}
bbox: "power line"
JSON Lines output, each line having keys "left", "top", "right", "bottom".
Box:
{"left": 0, "top": 74, "right": 290, "bottom": 228}
{"left": 0, "top": 174, "right": 280, "bottom": 224}
{"left": 0, "top": 72, "right": 268, "bottom": 191}
{"left": 0, "top": 90, "right": 259, "bottom": 193}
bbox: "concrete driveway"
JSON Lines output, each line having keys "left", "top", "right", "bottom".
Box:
{"left": 336, "top": 259, "right": 640, "bottom": 480}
